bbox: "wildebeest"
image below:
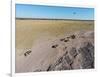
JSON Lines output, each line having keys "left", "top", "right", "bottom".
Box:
{"left": 66, "top": 36, "right": 70, "bottom": 39}
{"left": 64, "top": 39, "right": 69, "bottom": 42}
{"left": 24, "top": 50, "right": 32, "bottom": 57}
{"left": 52, "top": 44, "right": 58, "bottom": 48}
{"left": 60, "top": 37, "right": 69, "bottom": 43}
{"left": 70, "top": 35, "right": 76, "bottom": 39}
{"left": 60, "top": 38, "right": 65, "bottom": 41}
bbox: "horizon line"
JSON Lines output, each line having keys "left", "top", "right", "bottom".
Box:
{"left": 16, "top": 18, "right": 94, "bottom": 21}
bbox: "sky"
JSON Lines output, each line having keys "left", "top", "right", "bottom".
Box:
{"left": 16, "top": 4, "right": 94, "bottom": 20}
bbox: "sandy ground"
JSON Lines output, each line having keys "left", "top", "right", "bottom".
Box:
{"left": 15, "top": 30, "right": 94, "bottom": 73}
{"left": 16, "top": 34, "right": 65, "bottom": 72}
{"left": 15, "top": 20, "right": 94, "bottom": 73}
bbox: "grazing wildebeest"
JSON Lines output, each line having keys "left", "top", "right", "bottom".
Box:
{"left": 70, "top": 35, "right": 76, "bottom": 39}
{"left": 66, "top": 36, "right": 70, "bottom": 39}
{"left": 24, "top": 50, "right": 32, "bottom": 57}
{"left": 60, "top": 38, "right": 65, "bottom": 41}
{"left": 64, "top": 39, "right": 69, "bottom": 42}
{"left": 24, "top": 53, "right": 27, "bottom": 56}
{"left": 52, "top": 44, "right": 58, "bottom": 48}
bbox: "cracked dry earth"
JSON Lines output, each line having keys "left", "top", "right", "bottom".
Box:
{"left": 16, "top": 31, "right": 94, "bottom": 73}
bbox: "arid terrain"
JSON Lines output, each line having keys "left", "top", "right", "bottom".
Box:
{"left": 15, "top": 19, "right": 94, "bottom": 73}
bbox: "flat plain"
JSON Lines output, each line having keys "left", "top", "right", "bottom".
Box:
{"left": 15, "top": 19, "right": 94, "bottom": 73}
{"left": 16, "top": 19, "right": 94, "bottom": 50}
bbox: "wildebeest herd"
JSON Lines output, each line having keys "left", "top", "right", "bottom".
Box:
{"left": 52, "top": 34, "right": 76, "bottom": 49}
{"left": 23, "top": 34, "right": 76, "bottom": 57}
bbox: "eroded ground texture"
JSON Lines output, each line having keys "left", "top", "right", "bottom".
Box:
{"left": 16, "top": 31, "right": 94, "bottom": 73}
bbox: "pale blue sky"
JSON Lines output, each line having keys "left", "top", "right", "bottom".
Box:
{"left": 16, "top": 4, "right": 94, "bottom": 20}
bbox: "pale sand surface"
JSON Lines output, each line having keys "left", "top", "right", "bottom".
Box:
{"left": 16, "top": 31, "right": 94, "bottom": 73}
{"left": 15, "top": 20, "right": 94, "bottom": 73}
{"left": 16, "top": 34, "right": 68, "bottom": 72}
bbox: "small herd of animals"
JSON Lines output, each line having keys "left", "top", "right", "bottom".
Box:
{"left": 51, "top": 34, "right": 76, "bottom": 48}
{"left": 23, "top": 34, "right": 76, "bottom": 57}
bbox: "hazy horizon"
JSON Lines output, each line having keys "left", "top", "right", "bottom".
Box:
{"left": 16, "top": 17, "right": 94, "bottom": 21}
